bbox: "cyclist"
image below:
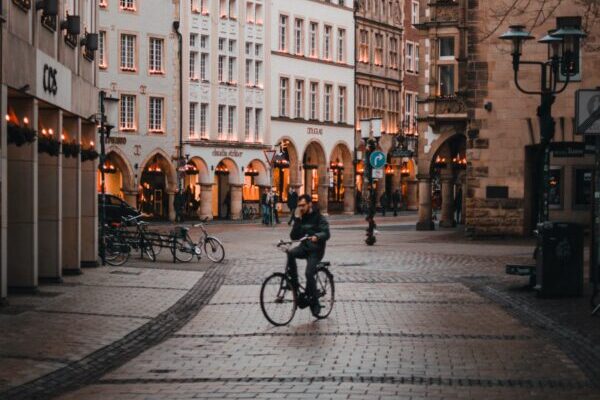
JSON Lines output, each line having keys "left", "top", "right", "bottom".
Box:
{"left": 287, "top": 194, "right": 330, "bottom": 315}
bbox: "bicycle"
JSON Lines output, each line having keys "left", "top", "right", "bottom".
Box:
{"left": 120, "top": 215, "right": 157, "bottom": 261}
{"left": 260, "top": 237, "right": 334, "bottom": 326}
{"left": 242, "top": 203, "right": 256, "bottom": 221}
{"left": 99, "top": 224, "right": 131, "bottom": 266}
{"left": 170, "top": 219, "right": 225, "bottom": 263}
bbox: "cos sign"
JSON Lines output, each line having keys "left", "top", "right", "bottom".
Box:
{"left": 43, "top": 64, "right": 58, "bottom": 96}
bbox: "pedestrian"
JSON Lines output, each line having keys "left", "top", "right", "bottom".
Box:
{"left": 223, "top": 190, "right": 231, "bottom": 219}
{"left": 261, "top": 188, "right": 270, "bottom": 225}
{"left": 287, "top": 187, "right": 298, "bottom": 225}
{"left": 454, "top": 185, "right": 463, "bottom": 225}
{"left": 355, "top": 190, "right": 362, "bottom": 214}
{"left": 174, "top": 189, "right": 185, "bottom": 223}
{"left": 392, "top": 189, "right": 401, "bottom": 217}
{"left": 271, "top": 189, "right": 281, "bottom": 224}
{"left": 379, "top": 191, "right": 388, "bottom": 217}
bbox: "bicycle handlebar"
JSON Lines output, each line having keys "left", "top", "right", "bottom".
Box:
{"left": 276, "top": 236, "right": 309, "bottom": 247}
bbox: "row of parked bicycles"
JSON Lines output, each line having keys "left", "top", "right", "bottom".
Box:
{"left": 99, "top": 215, "right": 225, "bottom": 266}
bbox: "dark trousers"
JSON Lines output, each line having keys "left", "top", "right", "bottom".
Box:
{"left": 288, "top": 207, "right": 296, "bottom": 224}
{"left": 286, "top": 244, "right": 323, "bottom": 302}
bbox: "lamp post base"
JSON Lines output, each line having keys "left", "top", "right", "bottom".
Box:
{"left": 416, "top": 221, "right": 435, "bottom": 231}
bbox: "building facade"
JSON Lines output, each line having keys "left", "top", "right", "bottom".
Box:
{"left": 182, "top": 0, "right": 271, "bottom": 220}
{"left": 355, "top": 0, "right": 418, "bottom": 212}
{"left": 97, "top": 0, "right": 180, "bottom": 220}
{"left": 416, "top": 0, "right": 600, "bottom": 235}
{"left": 1, "top": 0, "right": 99, "bottom": 301}
{"left": 271, "top": 0, "right": 355, "bottom": 214}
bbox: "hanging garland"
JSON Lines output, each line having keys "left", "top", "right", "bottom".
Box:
{"left": 7, "top": 122, "right": 37, "bottom": 146}
{"left": 62, "top": 140, "right": 81, "bottom": 158}
{"left": 38, "top": 134, "right": 61, "bottom": 156}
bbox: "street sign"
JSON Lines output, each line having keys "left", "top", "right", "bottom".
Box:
{"left": 369, "top": 151, "right": 386, "bottom": 169}
{"left": 391, "top": 148, "right": 413, "bottom": 158}
{"left": 576, "top": 89, "right": 600, "bottom": 135}
{"left": 372, "top": 168, "right": 383, "bottom": 179}
{"left": 550, "top": 142, "right": 585, "bottom": 158}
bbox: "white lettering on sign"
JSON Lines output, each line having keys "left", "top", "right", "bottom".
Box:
{"left": 212, "top": 149, "right": 244, "bottom": 158}
{"left": 307, "top": 127, "right": 323, "bottom": 135}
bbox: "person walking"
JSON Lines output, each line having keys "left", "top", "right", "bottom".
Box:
{"left": 379, "top": 191, "right": 388, "bottom": 217}
{"left": 271, "top": 189, "right": 281, "bottom": 224}
{"left": 392, "top": 189, "right": 401, "bottom": 217}
{"left": 174, "top": 189, "right": 185, "bottom": 223}
{"left": 223, "top": 190, "right": 231, "bottom": 219}
{"left": 287, "top": 187, "right": 298, "bottom": 225}
{"left": 261, "top": 188, "right": 270, "bottom": 225}
{"left": 355, "top": 190, "right": 362, "bottom": 214}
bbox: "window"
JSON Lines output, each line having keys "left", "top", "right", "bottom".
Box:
{"left": 574, "top": 168, "right": 593, "bottom": 208}
{"left": 309, "top": 22, "right": 318, "bottom": 57}
{"left": 255, "top": 4, "right": 263, "bottom": 25}
{"left": 359, "top": 30, "right": 369, "bottom": 63}
{"left": 412, "top": 1, "right": 419, "bottom": 25}
{"left": 405, "top": 93, "right": 412, "bottom": 123}
{"left": 279, "top": 15, "right": 288, "bottom": 51}
{"left": 218, "top": 55, "right": 225, "bottom": 82}
{"left": 374, "top": 34, "right": 383, "bottom": 66}
{"left": 324, "top": 25, "right": 332, "bottom": 60}
{"left": 406, "top": 42, "right": 413, "bottom": 72}
{"left": 191, "top": 0, "right": 199, "bottom": 12}
{"left": 245, "top": 107, "right": 252, "bottom": 140}
{"left": 218, "top": 105, "right": 225, "bottom": 137}
{"left": 189, "top": 51, "right": 198, "bottom": 80}
{"left": 254, "top": 60, "right": 262, "bottom": 86}
{"left": 254, "top": 108, "right": 262, "bottom": 141}
{"left": 246, "top": 1, "right": 254, "bottom": 23}
{"left": 228, "top": 0, "right": 236, "bottom": 19}
{"left": 255, "top": 44, "right": 262, "bottom": 57}
{"left": 337, "top": 28, "right": 346, "bottom": 62}
{"left": 98, "top": 31, "right": 107, "bottom": 68}
{"left": 310, "top": 82, "right": 318, "bottom": 120}
{"left": 200, "top": 0, "right": 209, "bottom": 14}
{"left": 218, "top": 37, "right": 226, "bottom": 51}
{"left": 389, "top": 37, "right": 398, "bottom": 69}
{"left": 228, "top": 57, "right": 236, "bottom": 82}
{"left": 245, "top": 60, "right": 253, "bottom": 85}
{"left": 294, "top": 18, "right": 304, "bottom": 55}
{"left": 324, "top": 84, "right": 332, "bottom": 122}
{"left": 438, "top": 65, "right": 455, "bottom": 96}
{"left": 388, "top": 90, "right": 399, "bottom": 133}
{"left": 294, "top": 80, "right": 304, "bottom": 119}
{"left": 119, "top": 94, "right": 135, "bottom": 130}
{"left": 227, "top": 105, "right": 236, "bottom": 139}
{"left": 200, "top": 35, "right": 208, "bottom": 49}
{"left": 200, "top": 103, "right": 208, "bottom": 138}
{"left": 99, "top": 0, "right": 107, "bottom": 8}
{"left": 415, "top": 44, "right": 420, "bottom": 73}
{"left": 120, "top": 34, "right": 136, "bottom": 71}
{"left": 279, "top": 77, "right": 289, "bottom": 117}
{"left": 439, "top": 37, "right": 455, "bottom": 59}
{"left": 200, "top": 53, "right": 208, "bottom": 81}
{"left": 119, "top": 0, "right": 135, "bottom": 11}
{"left": 189, "top": 102, "right": 197, "bottom": 137}
{"left": 549, "top": 167, "right": 563, "bottom": 209}
{"left": 245, "top": 42, "right": 252, "bottom": 55}
{"left": 148, "top": 97, "right": 164, "bottom": 132}
{"left": 338, "top": 86, "right": 346, "bottom": 123}
{"left": 190, "top": 34, "right": 197, "bottom": 47}
{"left": 220, "top": 0, "right": 227, "bottom": 17}
{"left": 228, "top": 39, "right": 236, "bottom": 53}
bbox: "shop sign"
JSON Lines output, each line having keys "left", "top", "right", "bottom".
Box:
{"left": 307, "top": 127, "right": 323, "bottom": 135}
{"left": 212, "top": 149, "right": 243, "bottom": 158}
{"left": 550, "top": 142, "right": 585, "bottom": 158}
{"left": 391, "top": 148, "right": 414, "bottom": 158}
{"left": 105, "top": 136, "right": 127, "bottom": 145}
{"left": 36, "top": 50, "right": 72, "bottom": 110}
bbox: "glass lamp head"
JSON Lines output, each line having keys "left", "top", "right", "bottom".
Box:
{"left": 499, "top": 25, "right": 534, "bottom": 55}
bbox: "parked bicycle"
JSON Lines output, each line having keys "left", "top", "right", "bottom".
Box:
{"left": 170, "top": 219, "right": 225, "bottom": 263}
{"left": 99, "top": 224, "right": 131, "bottom": 266}
{"left": 242, "top": 203, "right": 256, "bottom": 221}
{"left": 120, "top": 215, "right": 158, "bottom": 262}
{"left": 260, "top": 237, "right": 334, "bottom": 326}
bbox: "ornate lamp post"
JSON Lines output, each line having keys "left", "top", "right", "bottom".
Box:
{"left": 360, "top": 118, "right": 382, "bottom": 246}
{"left": 499, "top": 20, "right": 586, "bottom": 224}
{"left": 98, "top": 90, "right": 119, "bottom": 265}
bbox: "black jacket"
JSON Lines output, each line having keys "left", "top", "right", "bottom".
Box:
{"left": 290, "top": 206, "right": 330, "bottom": 252}
{"left": 287, "top": 191, "right": 298, "bottom": 208}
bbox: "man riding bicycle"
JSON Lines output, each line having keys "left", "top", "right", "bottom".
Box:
{"left": 288, "top": 194, "right": 330, "bottom": 315}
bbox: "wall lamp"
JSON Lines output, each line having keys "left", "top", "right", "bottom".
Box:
{"left": 60, "top": 13, "right": 80, "bottom": 35}
{"left": 35, "top": 0, "right": 57, "bottom": 15}
{"left": 80, "top": 32, "right": 98, "bottom": 51}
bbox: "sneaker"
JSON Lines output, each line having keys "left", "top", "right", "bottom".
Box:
{"left": 297, "top": 293, "right": 309, "bottom": 309}
{"left": 310, "top": 300, "right": 322, "bottom": 317}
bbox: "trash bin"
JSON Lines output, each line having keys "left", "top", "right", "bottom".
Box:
{"left": 535, "top": 221, "right": 584, "bottom": 297}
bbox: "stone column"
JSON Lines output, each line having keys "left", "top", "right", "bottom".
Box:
{"left": 406, "top": 179, "right": 418, "bottom": 210}
{"left": 440, "top": 176, "right": 455, "bottom": 228}
{"left": 62, "top": 117, "right": 81, "bottom": 275}
{"left": 123, "top": 190, "right": 137, "bottom": 208}
{"left": 7, "top": 99, "right": 38, "bottom": 291}
{"left": 230, "top": 183, "right": 243, "bottom": 220}
{"left": 80, "top": 123, "right": 98, "bottom": 268}
{"left": 416, "top": 175, "right": 434, "bottom": 230}
{"left": 343, "top": 184, "right": 355, "bottom": 215}
{"left": 318, "top": 184, "right": 329, "bottom": 215}
{"left": 38, "top": 109, "right": 62, "bottom": 281}
{"left": 1, "top": 85, "right": 7, "bottom": 301}
{"left": 199, "top": 183, "right": 213, "bottom": 220}
{"left": 167, "top": 191, "right": 176, "bottom": 221}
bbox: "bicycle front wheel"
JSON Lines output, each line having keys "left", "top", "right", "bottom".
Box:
{"left": 313, "top": 267, "right": 335, "bottom": 319}
{"left": 204, "top": 237, "right": 225, "bottom": 263}
{"left": 103, "top": 237, "right": 130, "bottom": 266}
{"left": 143, "top": 242, "right": 156, "bottom": 262}
{"left": 171, "top": 238, "right": 195, "bottom": 262}
{"left": 260, "top": 273, "right": 297, "bottom": 326}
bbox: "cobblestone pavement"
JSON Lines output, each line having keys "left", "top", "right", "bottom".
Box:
{"left": 1, "top": 215, "right": 600, "bottom": 399}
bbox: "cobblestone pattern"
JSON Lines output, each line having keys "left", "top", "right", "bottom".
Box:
{"left": 0, "top": 264, "right": 230, "bottom": 400}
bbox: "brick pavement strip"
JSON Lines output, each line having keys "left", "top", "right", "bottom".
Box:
{"left": 0, "top": 263, "right": 230, "bottom": 400}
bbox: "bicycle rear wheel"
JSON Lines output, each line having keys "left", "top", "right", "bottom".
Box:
{"left": 171, "top": 238, "right": 195, "bottom": 262}
{"left": 204, "top": 237, "right": 225, "bottom": 263}
{"left": 260, "top": 273, "right": 297, "bottom": 326}
{"left": 312, "top": 267, "right": 334, "bottom": 319}
{"left": 103, "top": 237, "right": 130, "bottom": 266}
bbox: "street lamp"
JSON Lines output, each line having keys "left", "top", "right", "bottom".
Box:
{"left": 361, "top": 118, "right": 382, "bottom": 246}
{"left": 499, "top": 18, "right": 586, "bottom": 224}
{"left": 98, "top": 90, "right": 119, "bottom": 265}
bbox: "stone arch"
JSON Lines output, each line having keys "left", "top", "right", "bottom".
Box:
{"left": 275, "top": 136, "right": 300, "bottom": 186}
{"left": 188, "top": 156, "right": 211, "bottom": 184}
{"left": 424, "top": 132, "right": 467, "bottom": 175}
{"left": 246, "top": 158, "right": 269, "bottom": 187}
{"left": 140, "top": 148, "right": 177, "bottom": 191}
{"left": 302, "top": 140, "right": 328, "bottom": 211}
{"left": 215, "top": 157, "right": 241, "bottom": 185}
{"left": 329, "top": 141, "right": 355, "bottom": 214}
{"left": 105, "top": 147, "right": 135, "bottom": 193}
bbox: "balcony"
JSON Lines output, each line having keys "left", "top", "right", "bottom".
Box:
{"left": 421, "top": 94, "right": 468, "bottom": 124}
{"left": 415, "top": 0, "right": 459, "bottom": 28}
